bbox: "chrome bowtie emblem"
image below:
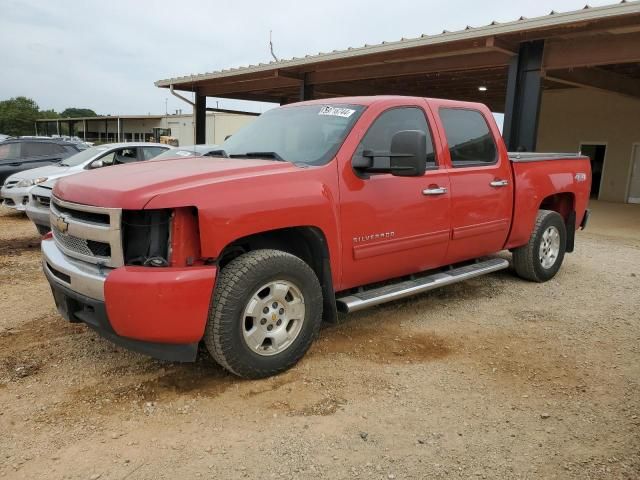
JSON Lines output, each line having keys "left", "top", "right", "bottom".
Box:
{"left": 54, "top": 214, "right": 69, "bottom": 233}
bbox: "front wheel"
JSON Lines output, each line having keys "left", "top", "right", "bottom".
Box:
{"left": 204, "top": 249, "right": 323, "bottom": 378}
{"left": 513, "top": 209, "right": 567, "bottom": 282}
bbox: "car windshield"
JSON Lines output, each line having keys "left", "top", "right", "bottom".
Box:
{"left": 221, "top": 104, "right": 365, "bottom": 166}
{"left": 60, "top": 146, "right": 111, "bottom": 167}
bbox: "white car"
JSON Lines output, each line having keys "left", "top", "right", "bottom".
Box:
{"left": 25, "top": 179, "right": 56, "bottom": 234}
{"left": 25, "top": 144, "right": 221, "bottom": 234}
{"left": 151, "top": 144, "right": 220, "bottom": 160}
{"left": 2, "top": 142, "right": 171, "bottom": 212}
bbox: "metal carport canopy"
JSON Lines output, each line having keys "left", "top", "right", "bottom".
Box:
{"left": 156, "top": 1, "right": 640, "bottom": 110}
{"left": 155, "top": 1, "right": 640, "bottom": 149}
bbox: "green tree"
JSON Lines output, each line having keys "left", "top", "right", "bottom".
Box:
{"left": 0, "top": 96, "right": 40, "bottom": 136}
{"left": 60, "top": 108, "right": 97, "bottom": 118}
{"left": 38, "top": 109, "right": 59, "bottom": 119}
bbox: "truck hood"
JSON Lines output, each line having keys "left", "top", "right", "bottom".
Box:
{"left": 53, "top": 157, "right": 299, "bottom": 209}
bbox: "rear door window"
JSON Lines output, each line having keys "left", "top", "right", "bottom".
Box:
{"left": 141, "top": 146, "right": 168, "bottom": 161}
{"left": 439, "top": 108, "right": 497, "bottom": 167}
{"left": 23, "top": 142, "right": 57, "bottom": 158}
{"left": 0, "top": 143, "right": 20, "bottom": 161}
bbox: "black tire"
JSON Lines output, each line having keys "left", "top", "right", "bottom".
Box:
{"left": 513, "top": 209, "right": 567, "bottom": 282}
{"left": 204, "top": 249, "right": 323, "bottom": 379}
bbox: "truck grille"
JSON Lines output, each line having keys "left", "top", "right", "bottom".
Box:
{"left": 52, "top": 226, "right": 111, "bottom": 258}
{"left": 52, "top": 226, "right": 92, "bottom": 256}
{"left": 50, "top": 196, "right": 123, "bottom": 267}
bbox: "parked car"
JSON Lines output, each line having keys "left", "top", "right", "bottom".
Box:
{"left": 4, "top": 142, "right": 171, "bottom": 213}
{"left": 42, "top": 96, "right": 591, "bottom": 379}
{"left": 25, "top": 179, "right": 56, "bottom": 234}
{"left": 0, "top": 134, "right": 10, "bottom": 142}
{"left": 151, "top": 144, "right": 220, "bottom": 161}
{"left": 0, "top": 137, "right": 88, "bottom": 209}
{"left": 23, "top": 142, "right": 172, "bottom": 230}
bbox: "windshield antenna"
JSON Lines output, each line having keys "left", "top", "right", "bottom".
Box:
{"left": 269, "top": 30, "right": 279, "bottom": 62}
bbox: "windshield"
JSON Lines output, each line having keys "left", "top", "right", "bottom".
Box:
{"left": 60, "top": 146, "right": 110, "bottom": 167}
{"left": 221, "top": 104, "right": 365, "bottom": 165}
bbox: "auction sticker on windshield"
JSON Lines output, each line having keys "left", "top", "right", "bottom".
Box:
{"left": 318, "top": 106, "right": 356, "bottom": 118}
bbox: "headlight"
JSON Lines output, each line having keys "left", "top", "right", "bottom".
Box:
{"left": 34, "top": 177, "right": 48, "bottom": 185}
{"left": 16, "top": 179, "right": 34, "bottom": 188}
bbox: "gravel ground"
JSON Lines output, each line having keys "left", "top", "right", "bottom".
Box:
{"left": 0, "top": 202, "right": 638, "bottom": 479}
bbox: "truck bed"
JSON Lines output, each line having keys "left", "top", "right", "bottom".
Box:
{"left": 506, "top": 152, "right": 592, "bottom": 250}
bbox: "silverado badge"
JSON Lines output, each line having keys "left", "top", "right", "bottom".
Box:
{"left": 54, "top": 214, "right": 69, "bottom": 234}
{"left": 353, "top": 231, "right": 395, "bottom": 243}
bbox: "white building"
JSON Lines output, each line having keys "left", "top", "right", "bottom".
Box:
{"left": 36, "top": 109, "right": 258, "bottom": 146}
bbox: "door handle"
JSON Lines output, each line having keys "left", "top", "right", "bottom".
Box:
{"left": 490, "top": 179, "right": 509, "bottom": 187}
{"left": 422, "top": 186, "right": 447, "bottom": 196}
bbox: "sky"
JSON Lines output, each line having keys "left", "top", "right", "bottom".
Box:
{"left": 0, "top": 0, "right": 620, "bottom": 116}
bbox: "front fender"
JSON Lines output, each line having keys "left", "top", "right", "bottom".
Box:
{"left": 144, "top": 164, "right": 342, "bottom": 285}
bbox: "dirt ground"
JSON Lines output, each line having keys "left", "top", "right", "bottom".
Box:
{"left": 0, "top": 201, "right": 638, "bottom": 480}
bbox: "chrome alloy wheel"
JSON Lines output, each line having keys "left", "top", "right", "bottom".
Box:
{"left": 539, "top": 226, "right": 560, "bottom": 269}
{"left": 241, "top": 280, "right": 305, "bottom": 356}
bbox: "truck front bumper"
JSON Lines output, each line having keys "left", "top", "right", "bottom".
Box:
{"left": 42, "top": 238, "right": 217, "bottom": 362}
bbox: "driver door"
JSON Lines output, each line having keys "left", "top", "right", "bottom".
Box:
{"left": 338, "top": 104, "right": 451, "bottom": 290}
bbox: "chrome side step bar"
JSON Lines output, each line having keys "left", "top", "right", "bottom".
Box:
{"left": 336, "top": 258, "right": 509, "bottom": 313}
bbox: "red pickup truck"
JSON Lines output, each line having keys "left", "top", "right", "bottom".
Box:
{"left": 42, "top": 96, "right": 591, "bottom": 378}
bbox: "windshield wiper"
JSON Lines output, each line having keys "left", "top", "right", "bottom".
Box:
{"left": 229, "top": 151, "right": 286, "bottom": 162}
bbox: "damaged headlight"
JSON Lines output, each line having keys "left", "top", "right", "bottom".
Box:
{"left": 122, "top": 209, "right": 172, "bottom": 267}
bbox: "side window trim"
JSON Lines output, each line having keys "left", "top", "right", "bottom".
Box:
{"left": 438, "top": 107, "right": 498, "bottom": 168}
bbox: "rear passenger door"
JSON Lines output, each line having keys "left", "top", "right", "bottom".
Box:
{"left": 434, "top": 107, "right": 513, "bottom": 263}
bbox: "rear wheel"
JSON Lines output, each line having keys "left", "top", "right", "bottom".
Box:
{"left": 204, "top": 249, "right": 323, "bottom": 378}
{"left": 513, "top": 209, "right": 567, "bottom": 282}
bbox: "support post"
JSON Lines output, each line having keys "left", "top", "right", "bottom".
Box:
{"left": 503, "top": 40, "right": 544, "bottom": 152}
{"left": 56, "top": 120, "right": 60, "bottom": 136}
{"left": 83, "top": 120, "right": 87, "bottom": 141}
{"left": 194, "top": 91, "right": 206, "bottom": 144}
{"left": 299, "top": 74, "right": 314, "bottom": 102}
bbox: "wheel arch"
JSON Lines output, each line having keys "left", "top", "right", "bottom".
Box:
{"left": 539, "top": 192, "right": 576, "bottom": 252}
{"left": 217, "top": 226, "right": 338, "bottom": 323}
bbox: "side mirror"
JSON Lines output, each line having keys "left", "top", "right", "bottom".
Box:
{"left": 352, "top": 130, "right": 427, "bottom": 178}
{"left": 389, "top": 130, "right": 427, "bottom": 177}
{"left": 90, "top": 159, "right": 104, "bottom": 169}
